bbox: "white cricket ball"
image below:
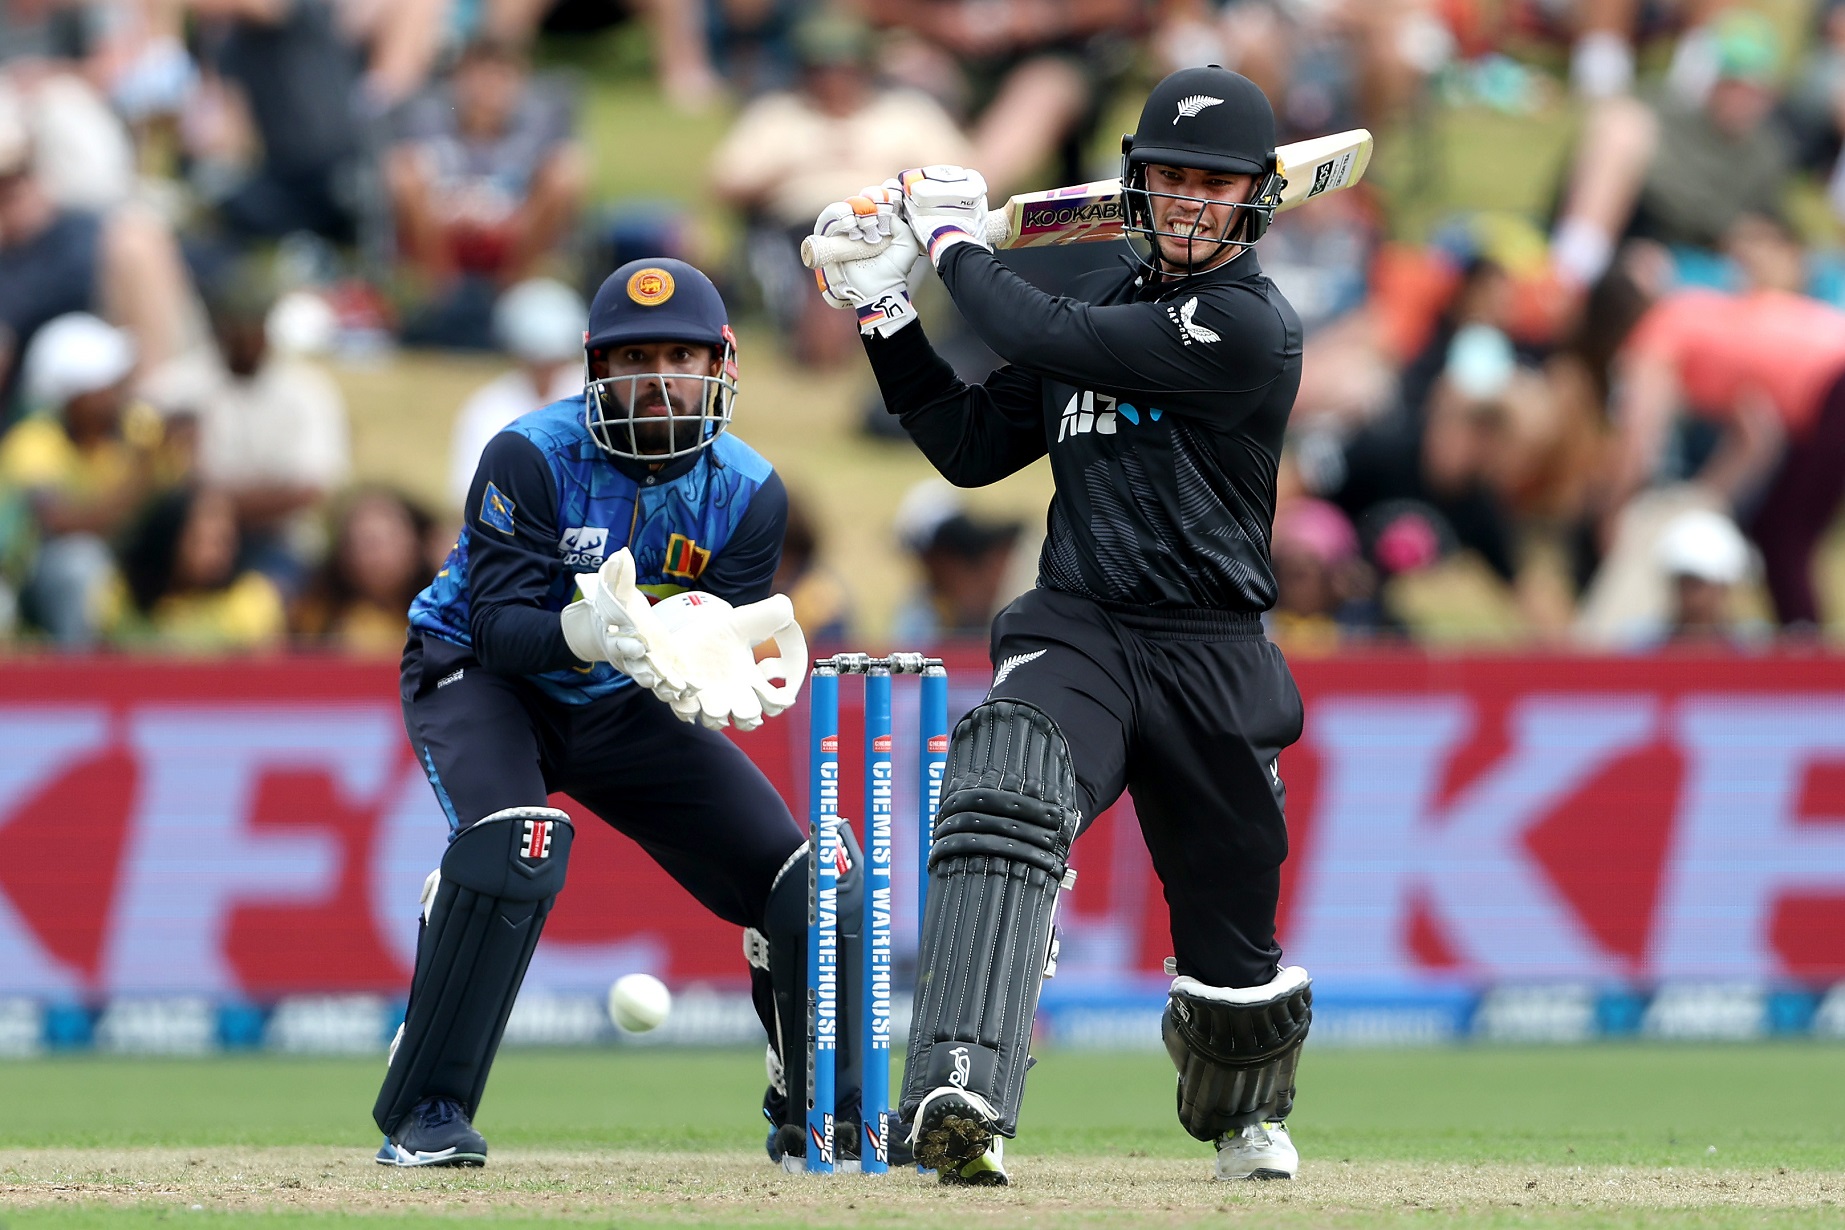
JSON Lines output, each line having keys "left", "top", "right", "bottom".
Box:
{"left": 608, "top": 973, "right": 672, "bottom": 1033}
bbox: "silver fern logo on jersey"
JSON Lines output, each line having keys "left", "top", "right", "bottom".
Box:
{"left": 1173, "top": 94, "right": 1224, "bottom": 123}
{"left": 992, "top": 650, "right": 1047, "bottom": 689}
{"left": 1168, "top": 297, "right": 1220, "bottom": 346}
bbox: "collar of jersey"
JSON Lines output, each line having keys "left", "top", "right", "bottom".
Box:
{"left": 595, "top": 442, "right": 711, "bottom": 486}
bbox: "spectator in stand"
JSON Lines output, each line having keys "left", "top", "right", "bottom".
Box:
{"left": 1504, "top": 0, "right": 1733, "bottom": 101}
{"left": 145, "top": 265, "right": 351, "bottom": 592}
{"left": 861, "top": 0, "right": 1143, "bottom": 194}
{"left": 1266, "top": 496, "right": 1384, "bottom": 654}
{"left": 1650, "top": 507, "right": 1762, "bottom": 648}
{"left": 1304, "top": 322, "right": 1572, "bottom": 638}
{"left": 190, "top": 0, "right": 446, "bottom": 244}
{"left": 1155, "top": 0, "right": 1452, "bottom": 139}
{"left": 112, "top": 483, "right": 285, "bottom": 651}
{"left": 1603, "top": 215, "right": 1845, "bottom": 630}
{"left": 0, "top": 313, "right": 161, "bottom": 646}
{"left": 710, "top": 12, "right": 971, "bottom": 365}
{"left": 1550, "top": 10, "right": 1792, "bottom": 293}
{"left": 447, "top": 277, "right": 585, "bottom": 509}
{"left": 390, "top": 36, "right": 586, "bottom": 349}
{"left": 888, "top": 479, "right": 1023, "bottom": 647}
{"left": 291, "top": 486, "right": 435, "bottom": 653}
{"left": 0, "top": 79, "right": 195, "bottom": 424}
{"left": 771, "top": 488, "right": 850, "bottom": 644}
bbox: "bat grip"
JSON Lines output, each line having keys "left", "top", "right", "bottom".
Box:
{"left": 800, "top": 231, "right": 887, "bottom": 269}
{"left": 800, "top": 214, "right": 1010, "bottom": 269}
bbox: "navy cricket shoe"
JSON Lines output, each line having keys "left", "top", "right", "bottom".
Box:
{"left": 375, "top": 1096, "right": 488, "bottom": 1167}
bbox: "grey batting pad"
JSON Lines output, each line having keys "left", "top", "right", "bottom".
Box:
{"left": 1162, "top": 967, "right": 1312, "bottom": 1140}
{"left": 898, "top": 699, "right": 1082, "bottom": 1138}
{"left": 759, "top": 824, "right": 864, "bottom": 1144}
{"left": 373, "top": 808, "right": 573, "bottom": 1136}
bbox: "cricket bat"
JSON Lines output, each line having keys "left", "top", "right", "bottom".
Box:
{"left": 800, "top": 128, "right": 1372, "bottom": 269}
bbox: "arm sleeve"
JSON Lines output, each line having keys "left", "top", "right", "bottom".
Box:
{"left": 861, "top": 321, "right": 1047, "bottom": 488}
{"left": 464, "top": 432, "right": 583, "bottom": 676}
{"left": 699, "top": 469, "right": 788, "bottom": 605}
{"left": 936, "top": 243, "right": 1284, "bottom": 398}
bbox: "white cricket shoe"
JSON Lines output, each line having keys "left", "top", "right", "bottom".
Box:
{"left": 910, "top": 1086, "right": 1001, "bottom": 1174}
{"left": 1213, "top": 1121, "right": 1297, "bottom": 1180}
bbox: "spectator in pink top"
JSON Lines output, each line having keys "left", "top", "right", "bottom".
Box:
{"left": 1607, "top": 216, "right": 1845, "bottom": 626}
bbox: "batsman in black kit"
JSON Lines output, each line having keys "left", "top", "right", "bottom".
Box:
{"left": 811, "top": 66, "right": 1314, "bottom": 1184}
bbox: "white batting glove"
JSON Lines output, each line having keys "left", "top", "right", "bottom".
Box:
{"left": 812, "top": 185, "right": 921, "bottom": 337}
{"left": 560, "top": 549, "right": 694, "bottom": 702}
{"left": 646, "top": 590, "right": 809, "bottom": 732}
{"left": 899, "top": 164, "right": 991, "bottom": 267}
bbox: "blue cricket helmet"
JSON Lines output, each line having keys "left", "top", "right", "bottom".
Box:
{"left": 582, "top": 259, "right": 738, "bottom": 463}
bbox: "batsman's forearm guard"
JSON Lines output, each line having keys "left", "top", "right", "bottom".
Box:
{"left": 899, "top": 699, "right": 1082, "bottom": 1137}
{"left": 1162, "top": 967, "right": 1312, "bottom": 1140}
{"left": 373, "top": 807, "right": 573, "bottom": 1136}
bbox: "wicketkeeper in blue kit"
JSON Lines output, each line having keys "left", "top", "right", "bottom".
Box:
{"left": 372, "top": 258, "right": 846, "bottom": 1168}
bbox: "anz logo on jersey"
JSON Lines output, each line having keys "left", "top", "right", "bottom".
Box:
{"left": 558, "top": 525, "right": 610, "bottom": 568}
{"left": 1056, "top": 389, "right": 1163, "bottom": 443}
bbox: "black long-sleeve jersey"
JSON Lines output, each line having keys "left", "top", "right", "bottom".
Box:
{"left": 864, "top": 243, "right": 1304, "bottom": 617}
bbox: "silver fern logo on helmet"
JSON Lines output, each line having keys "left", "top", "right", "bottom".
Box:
{"left": 1173, "top": 94, "right": 1224, "bottom": 123}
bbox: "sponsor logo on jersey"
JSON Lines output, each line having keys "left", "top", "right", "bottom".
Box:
{"left": 662, "top": 533, "right": 711, "bottom": 580}
{"left": 1173, "top": 94, "right": 1224, "bottom": 123}
{"left": 1057, "top": 390, "right": 1162, "bottom": 443}
{"left": 1168, "top": 296, "right": 1220, "bottom": 346}
{"left": 627, "top": 267, "right": 675, "bottom": 305}
{"left": 479, "top": 482, "right": 516, "bottom": 534}
{"left": 558, "top": 525, "right": 610, "bottom": 567}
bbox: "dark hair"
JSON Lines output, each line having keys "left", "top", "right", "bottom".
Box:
{"left": 457, "top": 35, "right": 527, "bottom": 68}
{"left": 294, "top": 488, "right": 435, "bottom": 638}
{"left": 119, "top": 486, "right": 199, "bottom": 613}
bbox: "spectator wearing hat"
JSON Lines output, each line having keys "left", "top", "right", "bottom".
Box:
{"left": 889, "top": 479, "right": 1023, "bottom": 646}
{"left": 145, "top": 266, "right": 350, "bottom": 593}
{"left": 447, "top": 277, "right": 586, "bottom": 509}
{"left": 0, "top": 79, "right": 194, "bottom": 424}
{"left": 0, "top": 312, "right": 162, "bottom": 645}
{"left": 1653, "top": 507, "right": 1763, "bottom": 647}
{"left": 710, "top": 12, "right": 971, "bottom": 365}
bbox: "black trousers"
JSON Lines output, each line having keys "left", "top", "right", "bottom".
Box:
{"left": 984, "top": 588, "right": 1304, "bottom": 989}
{"left": 401, "top": 632, "right": 804, "bottom": 932}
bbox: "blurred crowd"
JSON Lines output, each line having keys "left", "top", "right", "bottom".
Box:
{"left": 0, "top": 0, "right": 1841, "bottom": 654}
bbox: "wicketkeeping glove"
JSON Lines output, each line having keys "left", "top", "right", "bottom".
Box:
{"left": 898, "top": 164, "right": 992, "bottom": 267}
{"left": 812, "top": 185, "right": 921, "bottom": 337}
{"left": 644, "top": 589, "right": 808, "bottom": 732}
{"left": 560, "top": 549, "right": 693, "bottom": 703}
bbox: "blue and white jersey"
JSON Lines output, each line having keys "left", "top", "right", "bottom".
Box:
{"left": 410, "top": 395, "right": 787, "bottom": 704}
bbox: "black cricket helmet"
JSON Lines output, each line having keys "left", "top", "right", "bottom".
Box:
{"left": 583, "top": 258, "right": 739, "bottom": 462}
{"left": 1120, "top": 66, "right": 1284, "bottom": 269}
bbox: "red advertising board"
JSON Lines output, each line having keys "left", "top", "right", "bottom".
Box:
{"left": 3, "top": 650, "right": 1844, "bottom": 1000}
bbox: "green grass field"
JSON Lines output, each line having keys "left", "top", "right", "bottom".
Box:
{"left": 2, "top": 1046, "right": 1842, "bottom": 1226}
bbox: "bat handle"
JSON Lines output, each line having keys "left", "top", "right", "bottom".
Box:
{"left": 800, "top": 214, "right": 1011, "bottom": 269}
{"left": 800, "top": 231, "right": 889, "bottom": 269}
